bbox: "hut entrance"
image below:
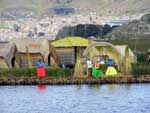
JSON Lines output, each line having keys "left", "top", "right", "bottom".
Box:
{"left": 48, "top": 53, "right": 51, "bottom": 66}
{"left": 83, "top": 42, "right": 122, "bottom": 71}
{"left": 11, "top": 57, "right": 16, "bottom": 68}
{"left": 74, "top": 47, "right": 77, "bottom": 64}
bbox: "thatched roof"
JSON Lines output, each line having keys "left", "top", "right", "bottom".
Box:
{"left": 51, "top": 36, "right": 89, "bottom": 47}
{"left": 115, "top": 45, "right": 137, "bottom": 63}
{"left": 11, "top": 38, "right": 49, "bottom": 53}
{"left": 83, "top": 42, "right": 121, "bottom": 57}
{"left": 0, "top": 43, "right": 17, "bottom": 68}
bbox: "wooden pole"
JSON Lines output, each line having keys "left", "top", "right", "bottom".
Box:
{"left": 26, "top": 46, "right": 32, "bottom": 68}
{"left": 73, "top": 47, "right": 84, "bottom": 78}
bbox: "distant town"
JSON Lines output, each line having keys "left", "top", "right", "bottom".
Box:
{"left": 0, "top": 13, "right": 142, "bottom": 41}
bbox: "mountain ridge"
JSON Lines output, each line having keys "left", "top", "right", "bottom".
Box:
{"left": 0, "top": 0, "right": 150, "bottom": 18}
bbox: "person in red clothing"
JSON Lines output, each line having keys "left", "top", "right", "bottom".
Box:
{"left": 36, "top": 59, "right": 46, "bottom": 78}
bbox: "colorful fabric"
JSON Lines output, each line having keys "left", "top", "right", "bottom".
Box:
{"left": 37, "top": 61, "right": 45, "bottom": 67}
{"left": 37, "top": 67, "right": 46, "bottom": 78}
{"left": 105, "top": 66, "right": 118, "bottom": 76}
{"left": 94, "top": 63, "right": 100, "bottom": 69}
{"left": 107, "top": 59, "right": 114, "bottom": 66}
{"left": 87, "top": 60, "right": 92, "bottom": 68}
{"left": 92, "top": 67, "right": 104, "bottom": 77}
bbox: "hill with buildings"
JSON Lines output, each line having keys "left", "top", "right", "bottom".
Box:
{"left": 106, "top": 14, "right": 150, "bottom": 39}
{"left": 0, "top": 0, "right": 150, "bottom": 40}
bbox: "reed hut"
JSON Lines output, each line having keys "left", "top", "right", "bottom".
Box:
{"left": 51, "top": 36, "right": 92, "bottom": 77}
{"left": 51, "top": 36, "right": 90, "bottom": 66}
{"left": 115, "top": 45, "right": 137, "bottom": 73}
{"left": 0, "top": 43, "right": 20, "bottom": 68}
{"left": 12, "top": 38, "right": 58, "bottom": 67}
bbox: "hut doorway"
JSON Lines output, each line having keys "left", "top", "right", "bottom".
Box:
{"left": 11, "top": 57, "right": 15, "bottom": 68}
{"left": 48, "top": 53, "right": 51, "bottom": 66}
{"left": 74, "top": 47, "right": 77, "bottom": 64}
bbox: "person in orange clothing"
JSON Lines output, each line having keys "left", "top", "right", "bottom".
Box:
{"left": 92, "top": 59, "right": 104, "bottom": 77}
{"left": 36, "top": 59, "right": 46, "bottom": 78}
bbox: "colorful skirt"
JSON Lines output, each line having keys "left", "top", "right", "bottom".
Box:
{"left": 105, "top": 66, "right": 118, "bottom": 76}
{"left": 92, "top": 67, "right": 104, "bottom": 77}
{"left": 37, "top": 67, "right": 46, "bottom": 78}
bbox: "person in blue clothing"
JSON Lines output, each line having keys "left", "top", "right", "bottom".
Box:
{"left": 105, "top": 59, "right": 118, "bottom": 76}
{"left": 37, "top": 59, "right": 45, "bottom": 67}
{"left": 107, "top": 59, "right": 114, "bottom": 66}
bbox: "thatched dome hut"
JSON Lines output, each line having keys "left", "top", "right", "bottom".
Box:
{"left": 0, "top": 43, "right": 20, "bottom": 68}
{"left": 12, "top": 38, "right": 58, "bottom": 67}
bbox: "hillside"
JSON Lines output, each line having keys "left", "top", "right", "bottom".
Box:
{"left": 106, "top": 14, "right": 150, "bottom": 39}
{"left": 0, "top": 0, "right": 150, "bottom": 18}
{"left": 1, "top": 0, "right": 150, "bottom": 40}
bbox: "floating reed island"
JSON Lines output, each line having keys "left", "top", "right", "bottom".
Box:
{"left": 0, "top": 66, "right": 149, "bottom": 85}
{"left": 0, "top": 76, "right": 150, "bottom": 85}
{"left": 0, "top": 37, "right": 150, "bottom": 85}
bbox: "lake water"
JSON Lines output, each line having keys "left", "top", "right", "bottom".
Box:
{"left": 0, "top": 84, "right": 150, "bottom": 113}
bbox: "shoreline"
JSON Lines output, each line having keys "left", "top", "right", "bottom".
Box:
{"left": 0, "top": 76, "right": 150, "bottom": 85}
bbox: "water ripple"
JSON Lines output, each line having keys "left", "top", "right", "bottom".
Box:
{"left": 0, "top": 84, "right": 150, "bottom": 113}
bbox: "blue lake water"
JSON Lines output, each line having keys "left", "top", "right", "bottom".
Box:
{"left": 0, "top": 84, "right": 150, "bottom": 113}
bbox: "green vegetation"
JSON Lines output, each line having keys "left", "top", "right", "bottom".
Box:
{"left": 0, "top": 67, "right": 73, "bottom": 77}
{"left": 46, "top": 67, "right": 73, "bottom": 77}
{"left": 131, "top": 63, "right": 150, "bottom": 76}
{"left": 136, "top": 52, "right": 147, "bottom": 63}
{"left": 103, "top": 39, "right": 150, "bottom": 53}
